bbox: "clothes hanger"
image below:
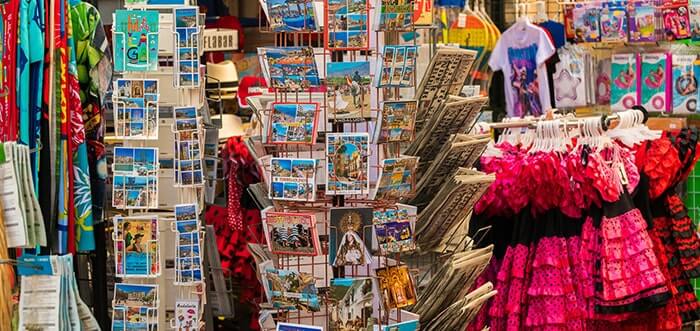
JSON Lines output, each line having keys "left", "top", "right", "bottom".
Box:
{"left": 534, "top": 0, "right": 548, "bottom": 23}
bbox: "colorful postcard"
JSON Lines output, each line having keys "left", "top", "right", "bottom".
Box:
{"left": 174, "top": 7, "right": 201, "bottom": 88}
{"left": 112, "top": 283, "right": 158, "bottom": 331}
{"left": 264, "top": 212, "right": 321, "bottom": 256}
{"left": 262, "top": 267, "right": 321, "bottom": 312}
{"left": 174, "top": 301, "right": 199, "bottom": 330}
{"left": 113, "top": 283, "right": 158, "bottom": 307}
{"left": 376, "top": 265, "right": 417, "bottom": 309}
{"left": 174, "top": 106, "right": 199, "bottom": 132}
{"left": 378, "top": 0, "right": 413, "bottom": 30}
{"left": 329, "top": 207, "right": 373, "bottom": 267}
{"left": 113, "top": 79, "right": 159, "bottom": 139}
{"left": 412, "top": 0, "right": 432, "bottom": 26}
{"left": 266, "top": 0, "right": 317, "bottom": 32}
{"left": 326, "top": 0, "right": 369, "bottom": 50}
{"left": 329, "top": 278, "right": 375, "bottom": 331}
{"left": 269, "top": 103, "right": 318, "bottom": 144}
{"left": 373, "top": 207, "right": 414, "bottom": 253}
{"left": 112, "top": 147, "right": 159, "bottom": 209}
{"left": 269, "top": 157, "right": 317, "bottom": 201}
{"left": 377, "top": 45, "right": 417, "bottom": 88}
{"left": 113, "top": 215, "right": 160, "bottom": 277}
{"left": 260, "top": 47, "right": 321, "bottom": 90}
{"left": 383, "top": 320, "right": 418, "bottom": 331}
{"left": 326, "top": 61, "right": 371, "bottom": 122}
{"left": 174, "top": 130, "right": 205, "bottom": 187}
{"left": 175, "top": 204, "right": 202, "bottom": 284}
{"left": 113, "top": 147, "right": 159, "bottom": 175}
{"left": 277, "top": 322, "right": 324, "bottom": 331}
{"left": 375, "top": 100, "right": 417, "bottom": 143}
{"left": 373, "top": 156, "right": 417, "bottom": 200}
{"left": 113, "top": 10, "right": 159, "bottom": 72}
{"left": 326, "top": 133, "right": 370, "bottom": 195}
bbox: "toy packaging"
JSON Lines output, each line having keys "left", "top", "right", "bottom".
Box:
{"left": 600, "top": 4, "right": 627, "bottom": 42}
{"left": 672, "top": 54, "right": 698, "bottom": 114}
{"left": 611, "top": 54, "right": 639, "bottom": 111}
{"left": 628, "top": 2, "right": 657, "bottom": 42}
{"left": 573, "top": 5, "right": 601, "bottom": 42}
{"left": 690, "top": 0, "right": 700, "bottom": 41}
{"left": 662, "top": 3, "right": 691, "bottom": 40}
{"left": 640, "top": 53, "right": 670, "bottom": 112}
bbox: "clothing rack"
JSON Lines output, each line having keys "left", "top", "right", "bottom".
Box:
{"left": 487, "top": 107, "right": 649, "bottom": 131}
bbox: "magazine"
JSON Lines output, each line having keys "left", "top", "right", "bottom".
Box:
{"left": 174, "top": 7, "right": 201, "bottom": 87}
{"left": 113, "top": 10, "right": 159, "bottom": 72}
{"left": 113, "top": 79, "right": 159, "bottom": 139}
{"left": 373, "top": 207, "right": 415, "bottom": 253}
{"left": 112, "top": 283, "right": 158, "bottom": 330}
{"left": 329, "top": 207, "right": 374, "bottom": 267}
{"left": 377, "top": 45, "right": 417, "bottom": 88}
{"left": 261, "top": 267, "right": 321, "bottom": 312}
{"left": 326, "top": 133, "right": 370, "bottom": 195}
{"left": 266, "top": 0, "right": 317, "bottom": 32}
{"left": 373, "top": 156, "right": 417, "bottom": 201}
{"left": 375, "top": 100, "right": 417, "bottom": 143}
{"left": 329, "top": 278, "right": 375, "bottom": 331}
{"left": 326, "top": 0, "right": 369, "bottom": 50}
{"left": 326, "top": 61, "right": 371, "bottom": 122}
{"left": 263, "top": 212, "right": 321, "bottom": 256}
{"left": 269, "top": 157, "right": 317, "bottom": 201}
{"left": 376, "top": 265, "right": 417, "bottom": 309}
{"left": 112, "top": 147, "right": 159, "bottom": 209}
{"left": 174, "top": 204, "right": 203, "bottom": 284}
{"left": 259, "top": 47, "right": 321, "bottom": 90}
{"left": 113, "top": 215, "right": 160, "bottom": 277}
{"left": 377, "top": 0, "right": 413, "bottom": 30}
{"left": 269, "top": 103, "right": 318, "bottom": 144}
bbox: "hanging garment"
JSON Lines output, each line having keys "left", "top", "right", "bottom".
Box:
{"left": 1, "top": 0, "right": 20, "bottom": 141}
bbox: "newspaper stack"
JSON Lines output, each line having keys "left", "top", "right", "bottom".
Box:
{"left": 406, "top": 95, "right": 488, "bottom": 164}
{"left": 412, "top": 245, "right": 494, "bottom": 325}
{"left": 414, "top": 169, "right": 494, "bottom": 251}
{"left": 415, "top": 48, "right": 478, "bottom": 133}
{"left": 421, "top": 282, "right": 496, "bottom": 331}
{"left": 411, "top": 134, "right": 490, "bottom": 206}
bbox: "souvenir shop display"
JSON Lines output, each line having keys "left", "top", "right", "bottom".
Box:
{"left": 112, "top": 147, "right": 159, "bottom": 209}
{"left": 173, "top": 107, "right": 205, "bottom": 187}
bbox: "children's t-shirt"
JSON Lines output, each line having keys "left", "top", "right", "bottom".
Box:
{"left": 488, "top": 22, "right": 556, "bottom": 117}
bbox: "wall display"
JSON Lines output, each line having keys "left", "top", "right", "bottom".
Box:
{"left": 640, "top": 53, "right": 669, "bottom": 112}
{"left": 377, "top": 45, "right": 417, "bottom": 88}
{"left": 376, "top": 265, "right": 417, "bottom": 309}
{"left": 113, "top": 79, "right": 159, "bottom": 139}
{"left": 373, "top": 156, "right": 417, "bottom": 201}
{"left": 113, "top": 10, "right": 159, "bottom": 72}
{"left": 259, "top": 47, "right": 321, "bottom": 90}
{"left": 114, "top": 215, "right": 160, "bottom": 277}
{"left": 599, "top": 4, "right": 627, "bottom": 43}
{"left": 266, "top": 0, "right": 317, "bottom": 32}
{"left": 112, "top": 283, "right": 159, "bottom": 330}
{"left": 326, "top": 133, "right": 370, "bottom": 195}
{"left": 328, "top": 278, "right": 375, "bottom": 331}
{"left": 261, "top": 267, "right": 321, "bottom": 312}
{"left": 174, "top": 301, "right": 199, "bottom": 330}
{"left": 174, "top": 7, "right": 201, "bottom": 88}
{"left": 412, "top": 0, "right": 432, "bottom": 26}
{"left": 572, "top": 5, "right": 600, "bottom": 42}
{"left": 277, "top": 322, "right": 324, "bottom": 331}
{"left": 112, "top": 147, "right": 159, "bottom": 209}
{"left": 326, "top": 61, "right": 371, "bottom": 122}
{"left": 174, "top": 204, "right": 203, "bottom": 284}
{"left": 269, "top": 102, "right": 318, "bottom": 144}
{"left": 269, "top": 157, "right": 317, "bottom": 201}
{"left": 374, "top": 100, "right": 417, "bottom": 143}
{"left": 628, "top": 2, "right": 656, "bottom": 42}
{"left": 326, "top": 0, "right": 369, "bottom": 50}
{"left": 373, "top": 207, "right": 414, "bottom": 253}
{"left": 329, "top": 207, "right": 374, "bottom": 267}
{"left": 264, "top": 212, "right": 321, "bottom": 256}
{"left": 377, "top": 0, "right": 413, "bottom": 31}
{"left": 672, "top": 54, "right": 697, "bottom": 114}
{"left": 662, "top": 2, "right": 691, "bottom": 41}
{"left": 610, "top": 53, "right": 638, "bottom": 111}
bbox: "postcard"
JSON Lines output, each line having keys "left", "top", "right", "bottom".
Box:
{"left": 326, "top": 133, "right": 370, "bottom": 195}
{"left": 326, "top": 0, "right": 369, "bottom": 50}
{"left": 113, "top": 147, "right": 159, "bottom": 175}
{"left": 264, "top": 212, "right": 320, "bottom": 256}
{"left": 383, "top": 320, "right": 418, "bottom": 331}
{"left": 113, "top": 10, "right": 159, "bottom": 72}
{"left": 373, "top": 156, "right": 417, "bottom": 201}
{"left": 267, "top": 0, "right": 317, "bottom": 32}
{"left": 269, "top": 103, "right": 318, "bottom": 144}
{"left": 277, "top": 322, "right": 324, "bottom": 331}
{"left": 174, "top": 7, "right": 201, "bottom": 88}
{"left": 260, "top": 47, "right": 321, "bottom": 90}
{"left": 375, "top": 100, "right": 417, "bottom": 143}
{"left": 112, "top": 147, "right": 159, "bottom": 209}
{"left": 413, "top": 0, "right": 433, "bottom": 26}
{"left": 329, "top": 278, "right": 375, "bottom": 331}
{"left": 113, "top": 283, "right": 158, "bottom": 308}
{"left": 113, "top": 79, "right": 159, "bottom": 139}
{"left": 376, "top": 265, "right": 417, "bottom": 309}
{"left": 377, "top": 45, "right": 418, "bottom": 87}
{"left": 269, "top": 158, "right": 316, "bottom": 201}
{"left": 114, "top": 215, "right": 160, "bottom": 277}
{"left": 262, "top": 267, "right": 321, "bottom": 312}
{"left": 378, "top": 0, "right": 413, "bottom": 30}
{"left": 112, "top": 306, "right": 158, "bottom": 331}
{"left": 329, "top": 207, "right": 373, "bottom": 266}
{"left": 174, "top": 301, "right": 199, "bottom": 330}
{"left": 373, "top": 207, "right": 414, "bottom": 253}
{"left": 326, "top": 61, "right": 371, "bottom": 122}
{"left": 175, "top": 203, "right": 198, "bottom": 223}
